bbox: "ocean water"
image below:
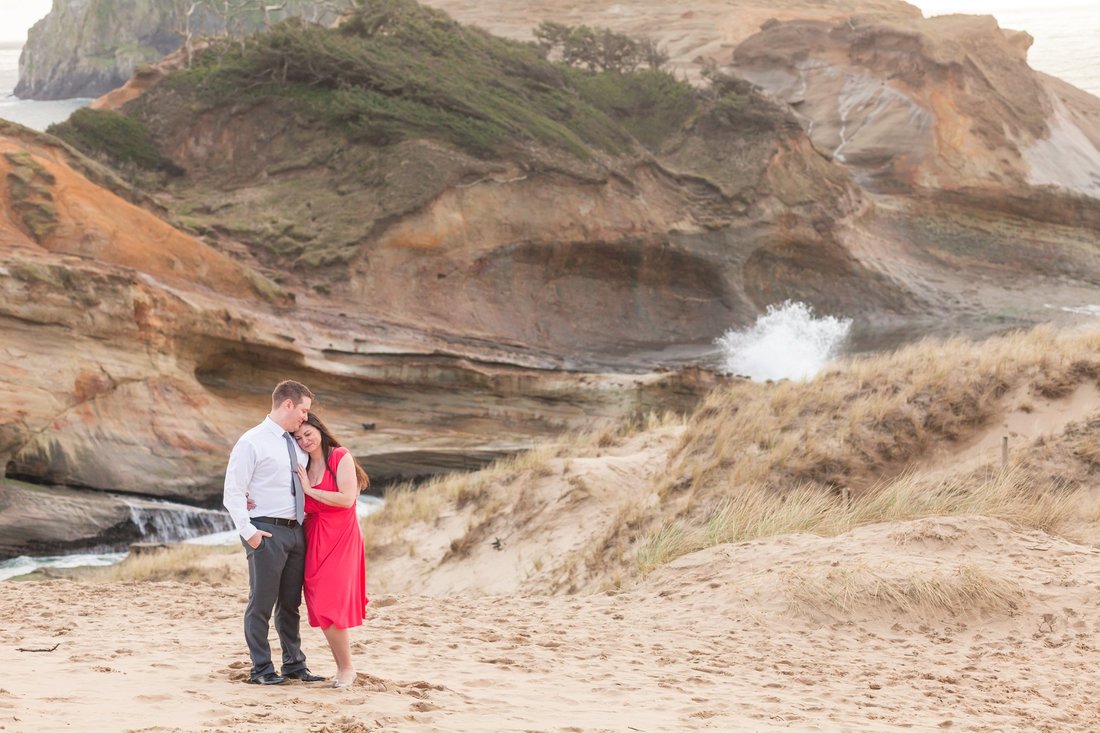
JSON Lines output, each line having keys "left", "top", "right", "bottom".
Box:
{"left": 0, "top": 42, "right": 91, "bottom": 130}
{"left": 0, "top": 495, "right": 385, "bottom": 581}
{"left": 981, "top": 6, "right": 1100, "bottom": 98}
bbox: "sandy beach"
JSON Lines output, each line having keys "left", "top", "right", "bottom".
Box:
{"left": 4, "top": 2, "right": 1100, "bottom": 727}
{"left": 4, "top": 512, "right": 1100, "bottom": 732}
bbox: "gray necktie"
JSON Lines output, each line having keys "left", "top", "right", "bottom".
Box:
{"left": 283, "top": 432, "right": 306, "bottom": 523}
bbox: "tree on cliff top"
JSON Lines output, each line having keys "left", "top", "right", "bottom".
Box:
{"left": 533, "top": 21, "right": 668, "bottom": 74}
{"left": 169, "top": 0, "right": 355, "bottom": 66}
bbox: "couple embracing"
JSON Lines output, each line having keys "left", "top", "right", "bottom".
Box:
{"left": 223, "top": 380, "right": 369, "bottom": 688}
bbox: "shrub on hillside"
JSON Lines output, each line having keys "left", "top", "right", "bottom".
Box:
{"left": 49, "top": 108, "right": 182, "bottom": 175}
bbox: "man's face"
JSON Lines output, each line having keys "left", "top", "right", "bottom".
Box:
{"left": 292, "top": 397, "right": 312, "bottom": 429}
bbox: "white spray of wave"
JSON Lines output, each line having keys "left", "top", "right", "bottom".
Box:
{"left": 716, "top": 301, "right": 852, "bottom": 382}
{"left": 1057, "top": 304, "right": 1100, "bottom": 316}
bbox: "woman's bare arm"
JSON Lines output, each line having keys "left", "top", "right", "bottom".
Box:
{"left": 301, "top": 453, "right": 359, "bottom": 508}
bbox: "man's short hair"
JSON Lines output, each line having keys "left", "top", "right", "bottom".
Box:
{"left": 272, "top": 380, "right": 314, "bottom": 407}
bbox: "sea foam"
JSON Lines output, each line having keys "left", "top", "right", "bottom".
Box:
{"left": 716, "top": 301, "right": 852, "bottom": 382}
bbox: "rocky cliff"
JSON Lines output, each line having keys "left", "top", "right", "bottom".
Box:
{"left": 729, "top": 13, "right": 1100, "bottom": 202}
{"left": 7, "top": 0, "right": 1100, "bottom": 558}
{"left": 15, "top": 0, "right": 352, "bottom": 100}
{"left": 417, "top": 0, "right": 921, "bottom": 82}
{"left": 0, "top": 110, "right": 718, "bottom": 557}
{"left": 60, "top": 2, "right": 891, "bottom": 360}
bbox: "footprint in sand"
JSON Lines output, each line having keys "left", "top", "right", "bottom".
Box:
{"left": 306, "top": 715, "right": 378, "bottom": 732}
{"left": 218, "top": 666, "right": 251, "bottom": 682}
{"left": 135, "top": 694, "right": 173, "bottom": 702}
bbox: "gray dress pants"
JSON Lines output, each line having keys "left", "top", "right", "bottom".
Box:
{"left": 241, "top": 520, "right": 307, "bottom": 678}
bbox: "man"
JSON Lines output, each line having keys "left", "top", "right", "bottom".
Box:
{"left": 223, "top": 379, "right": 326, "bottom": 685}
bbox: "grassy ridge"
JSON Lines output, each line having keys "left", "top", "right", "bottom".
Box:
{"left": 163, "top": 0, "right": 697, "bottom": 159}
{"left": 49, "top": 108, "right": 179, "bottom": 174}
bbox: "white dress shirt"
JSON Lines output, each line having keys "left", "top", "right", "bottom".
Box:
{"left": 223, "top": 416, "right": 307, "bottom": 539}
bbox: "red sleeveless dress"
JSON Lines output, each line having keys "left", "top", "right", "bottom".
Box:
{"left": 303, "top": 447, "right": 368, "bottom": 629}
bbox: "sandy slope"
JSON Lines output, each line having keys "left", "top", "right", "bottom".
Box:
{"left": 4, "top": 515, "right": 1100, "bottom": 732}
{"left": 371, "top": 426, "right": 685, "bottom": 597}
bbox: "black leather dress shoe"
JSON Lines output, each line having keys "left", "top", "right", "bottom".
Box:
{"left": 247, "top": 672, "right": 286, "bottom": 685}
{"left": 282, "top": 668, "right": 326, "bottom": 682}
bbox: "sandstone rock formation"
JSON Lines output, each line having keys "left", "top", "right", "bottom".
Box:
{"left": 0, "top": 114, "right": 718, "bottom": 557}
{"left": 8, "top": 0, "right": 1100, "bottom": 560}
{"left": 729, "top": 13, "right": 1100, "bottom": 201}
{"left": 417, "top": 0, "right": 920, "bottom": 82}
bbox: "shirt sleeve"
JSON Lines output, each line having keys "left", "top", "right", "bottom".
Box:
{"left": 223, "top": 438, "right": 258, "bottom": 540}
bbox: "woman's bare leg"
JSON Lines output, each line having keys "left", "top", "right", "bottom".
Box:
{"left": 322, "top": 626, "right": 355, "bottom": 684}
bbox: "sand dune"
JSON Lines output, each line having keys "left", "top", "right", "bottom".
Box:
{"left": 4, "top": 514, "right": 1100, "bottom": 732}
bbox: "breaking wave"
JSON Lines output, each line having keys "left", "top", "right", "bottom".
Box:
{"left": 716, "top": 301, "right": 852, "bottom": 381}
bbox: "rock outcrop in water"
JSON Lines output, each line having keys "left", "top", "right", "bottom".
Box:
{"left": 14, "top": 0, "right": 351, "bottom": 100}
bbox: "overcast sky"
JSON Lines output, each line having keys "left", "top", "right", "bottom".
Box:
{"left": 916, "top": 0, "right": 1094, "bottom": 13}
{"left": 0, "top": 0, "right": 1096, "bottom": 42}
{"left": 1, "top": 0, "right": 52, "bottom": 42}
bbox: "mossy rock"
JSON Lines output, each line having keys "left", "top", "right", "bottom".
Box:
{"left": 242, "top": 268, "right": 290, "bottom": 304}
{"left": 4, "top": 151, "right": 59, "bottom": 242}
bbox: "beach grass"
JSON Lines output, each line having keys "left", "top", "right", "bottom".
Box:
{"left": 361, "top": 325, "right": 1100, "bottom": 591}
{"left": 88, "top": 544, "right": 238, "bottom": 584}
{"left": 785, "top": 562, "right": 1024, "bottom": 617}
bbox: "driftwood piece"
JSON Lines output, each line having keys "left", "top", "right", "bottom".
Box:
{"left": 17, "top": 643, "right": 59, "bottom": 652}
{"left": 129, "top": 542, "right": 172, "bottom": 555}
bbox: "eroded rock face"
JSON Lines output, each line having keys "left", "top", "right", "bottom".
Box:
{"left": 730, "top": 14, "right": 1100, "bottom": 200}
{"left": 10, "top": 0, "right": 1100, "bottom": 562}
{"left": 416, "top": 0, "right": 920, "bottom": 82}
{"left": 0, "top": 481, "right": 134, "bottom": 558}
{"left": 0, "top": 122, "right": 728, "bottom": 558}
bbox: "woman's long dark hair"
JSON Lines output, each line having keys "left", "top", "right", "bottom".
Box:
{"left": 303, "top": 412, "right": 369, "bottom": 490}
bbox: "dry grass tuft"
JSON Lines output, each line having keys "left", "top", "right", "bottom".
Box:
{"left": 555, "top": 411, "right": 682, "bottom": 457}
{"left": 364, "top": 325, "right": 1100, "bottom": 592}
{"left": 363, "top": 445, "right": 561, "bottom": 559}
{"left": 785, "top": 562, "right": 1023, "bottom": 617}
{"left": 90, "top": 544, "right": 238, "bottom": 584}
{"left": 637, "top": 466, "right": 1076, "bottom": 575}
{"left": 674, "top": 326, "right": 1100, "bottom": 499}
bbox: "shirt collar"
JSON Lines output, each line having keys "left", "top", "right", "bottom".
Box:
{"left": 262, "top": 416, "right": 288, "bottom": 437}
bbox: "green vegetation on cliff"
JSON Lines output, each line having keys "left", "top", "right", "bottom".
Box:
{"left": 4, "top": 151, "right": 59, "bottom": 242}
{"left": 49, "top": 109, "right": 180, "bottom": 175}
{"left": 161, "top": 0, "right": 695, "bottom": 158}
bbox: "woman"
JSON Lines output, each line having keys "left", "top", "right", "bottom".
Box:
{"left": 293, "top": 412, "right": 370, "bottom": 688}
